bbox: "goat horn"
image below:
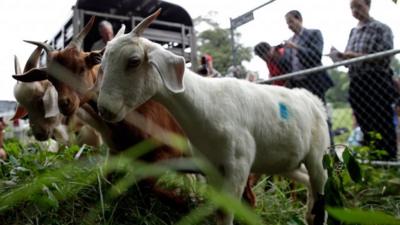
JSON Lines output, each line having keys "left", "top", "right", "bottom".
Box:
{"left": 23, "top": 44, "right": 45, "bottom": 72}
{"left": 69, "top": 16, "right": 95, "bottom": 49}
{"left": 23, "top": 40, "right": 54, "bottom": 59}
{"left": 115, "top": 24, "right": 126, "bottom": 38}
{"left": 130, "top": 8, "right": 161, "bottom": 37}
{"left": 14, "top": 55, "right": 22, "bottom": 75}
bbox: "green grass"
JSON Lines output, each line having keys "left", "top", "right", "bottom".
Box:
{"left": 1, "top": 137, "right": 400, "bottom": 225}
{"left": 332, "top": 106, "right": 353, "bottom": 144}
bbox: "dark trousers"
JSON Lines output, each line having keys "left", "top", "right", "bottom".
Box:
{"left": 349, "top": 73, "right": 398, "bottom": 160}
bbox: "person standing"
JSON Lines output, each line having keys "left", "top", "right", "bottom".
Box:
{"left": 283, "top": 10, "right": 333, "bottom": 102}
{"left": 91, "top": 20, "right": 114, "bottom": 51}
{"left": 254, "top": 42, "right": 291, "bottom": 86}
{"left": 196, "top": 54, "right": 221, "bottom": 78}
{"left": 284, "top": 10, "right": 335, "bottom": 146}
{"left": 334, "top": 0, "right": 398, "bottom": 160}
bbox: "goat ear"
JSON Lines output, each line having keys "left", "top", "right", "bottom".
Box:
{"left": 43, "top": 85, "right": 60, "bottom": 118}
{"left": 10, "top": 105, "right": 28, "bottom": 121}
{"left": 115, "top": 24, "right": 126, "bottom": 38}
{"left": 149, "top": 48, "right": 185, "bottom": 93}
{"left": 130, "top": 9, "right": 161, "bottom": 36}
{"left": 12, "top": 68, "right": 48, "bottom": 82}
{"left": 85, "top": 50, "right": 103, "bottom": 68}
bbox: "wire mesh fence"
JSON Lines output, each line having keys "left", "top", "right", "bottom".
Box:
{"left": 256, "top": 47, "right": 400, "bottom": 161}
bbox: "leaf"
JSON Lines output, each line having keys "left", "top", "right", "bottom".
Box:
{"left": 323, "top": 154, "right": 332, "bottom": 170}
{"left": 328, "top": 208, "right": 400, "bottom": 225}
{"left": 325, "top": 176, "right": 344, "bottom": 208}
{"left": 342, "top": 148, "right": 351, "bottom": 165}
{"left": 43, "top": 185, "right": 59, "bottom": 208}
{"left": 288, "top": 216, "right": 306, "bottom": 225}
{"left": 347, "top": 157, "right": 362, "bottom": 183}
{"left": 342, "top": 148, "right": 362, "bottom": 183}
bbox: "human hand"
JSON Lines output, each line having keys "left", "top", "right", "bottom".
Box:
{"left": 283, "top": 40, "right": 297, "bottom": 49}
{"left": 325, "top": 46, "right": 343, "bottom": 62}
{"left": 341, "top": 51, "right": 362, "bottom": 59}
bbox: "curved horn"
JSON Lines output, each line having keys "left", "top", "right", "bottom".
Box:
{"left": 114, "top": 24, "right": 126, "bottom": 39}
{"left": 69, "top": 16, "right": 95, "bottom": 49}
{"left": 23, "top": 45, "right": 44, "bottom": 72}
{"left": 130, "top": 8, "right": 161, "bottom": 37}
{"left": 14, "top": 55, "right": 22, "bottom": 75}
{"left": 23, "top": 40, "right": 54, "bottom": 59}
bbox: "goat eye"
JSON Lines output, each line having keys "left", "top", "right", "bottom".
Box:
{"left": 127, "top": 57, "right": 141, "bottom": 68}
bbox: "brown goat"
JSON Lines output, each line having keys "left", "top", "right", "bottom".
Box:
{"left": 12, "top": 17, "right": 258, "bottom": 208}
{"left": 13, "top": 47, "right": 101, "bottom": 148}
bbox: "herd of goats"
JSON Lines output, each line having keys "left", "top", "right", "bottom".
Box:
{"left": 8, "top": 9, "right": 331, "bottom": 225}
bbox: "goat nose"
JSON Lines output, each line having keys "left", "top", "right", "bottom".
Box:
{"left": 35, "top": 131, "right": 49, "bottom": 141}
{"left": 59, "top": 98, "right": 70, "bottom": 107}
{"left": 98, "top": 106, "right": 115, "bottom": 121}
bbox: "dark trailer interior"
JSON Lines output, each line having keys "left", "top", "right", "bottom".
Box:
{"left": 46, "top": 0, "right": 197, "bottom": 68}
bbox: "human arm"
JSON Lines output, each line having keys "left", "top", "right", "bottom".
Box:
{"left": 285, "top": 29, "right": 324, "bottom": 67}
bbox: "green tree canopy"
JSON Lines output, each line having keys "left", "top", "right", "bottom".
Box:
{"left": 326, "top": 68, "right": 349, "bottom": 105}
{"left": 194, "top": 13, "right": 252, "bottom": 76}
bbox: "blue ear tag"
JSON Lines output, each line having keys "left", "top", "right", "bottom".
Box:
{"left": 279, "top": 102, "right": 289, "bottom": 120}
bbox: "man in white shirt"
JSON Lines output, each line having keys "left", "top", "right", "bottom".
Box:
{"left": 91, "top": 20, "right": 114, "bottom": 51}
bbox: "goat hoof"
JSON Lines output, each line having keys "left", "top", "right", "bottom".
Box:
{"left": 311, "top": 193, "right": 326, "bottom": 225}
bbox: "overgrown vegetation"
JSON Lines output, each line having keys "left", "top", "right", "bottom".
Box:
{"left": 0, "top": 137, "right": 399, "bottom": 225}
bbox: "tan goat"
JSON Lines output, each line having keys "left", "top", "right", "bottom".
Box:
{"left": 13, "top": 47, "right": 101, "bottom": 147}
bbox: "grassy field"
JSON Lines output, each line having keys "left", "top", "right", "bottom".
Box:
{"left": 331, "top": 106, "right": 353, "bottom": 144}
{"left": 0, "top": 135, "right": 399, "bottom": 225}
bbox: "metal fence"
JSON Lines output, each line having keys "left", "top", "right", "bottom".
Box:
{"left": 256, "top": 47, "right": 400, "bottom": 161}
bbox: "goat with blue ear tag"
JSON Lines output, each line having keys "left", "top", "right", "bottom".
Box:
{"left": 98, "top": 8, "right": 329, "bottom": 225}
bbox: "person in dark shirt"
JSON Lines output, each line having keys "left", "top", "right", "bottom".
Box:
{"left": 283, "top": 10, "right": 333, "bottom": 102}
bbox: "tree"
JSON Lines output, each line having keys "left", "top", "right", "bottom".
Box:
{"left": 391, "top": 57, "right": 400, "bottom": 76}
{"left": 325, "top": 68, "right": 350, "bottom": 106}
{"left": 193, "top": 13, "right": 252, "bottom": 76}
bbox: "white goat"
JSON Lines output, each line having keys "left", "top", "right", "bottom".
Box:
{"left": 97, "top": 10, "right": 329, "bottom": 225}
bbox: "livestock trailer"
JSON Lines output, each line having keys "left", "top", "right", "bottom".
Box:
{"left": 42, "top": 0, "right": 197, "bottom": 69}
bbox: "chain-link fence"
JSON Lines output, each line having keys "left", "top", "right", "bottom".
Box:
{"left": 256, "top": 47, "right": 400, "bottom": 161}
{"left": 230, "top": 0, "right": 400, "bottom": 163}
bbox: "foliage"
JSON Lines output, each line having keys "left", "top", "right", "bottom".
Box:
{"left": 391, "top": 57, "right": 400, "bottom": 76}
{"left": 193, "top": 13, "right": 253, "bottom": 76}
{"left": 1, "top": 136, "right": 400, "bottom": 224}
{"left": 0, "top": 138, "right": 266, "bottom": 225}
{"left": 328, "top": 207, "right": 400, "bottom": 225}
{"left": 331, "top": 106, "right": 353, "bottom": 144}
{"left": 326, "top": 69, "right": 349, "bottom": 105}
{"left": 323, "top": 143, "right": 400, "bottom": 224}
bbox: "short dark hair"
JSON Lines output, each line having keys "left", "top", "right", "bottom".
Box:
{"left": 363, "top": 0, "right": 371, "bottom": 7}
{"left": 285, "top": 10, "right": 302, "bottom": 21}
{"left": 254, "top": 42, "right": 271, "bottom": 58}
